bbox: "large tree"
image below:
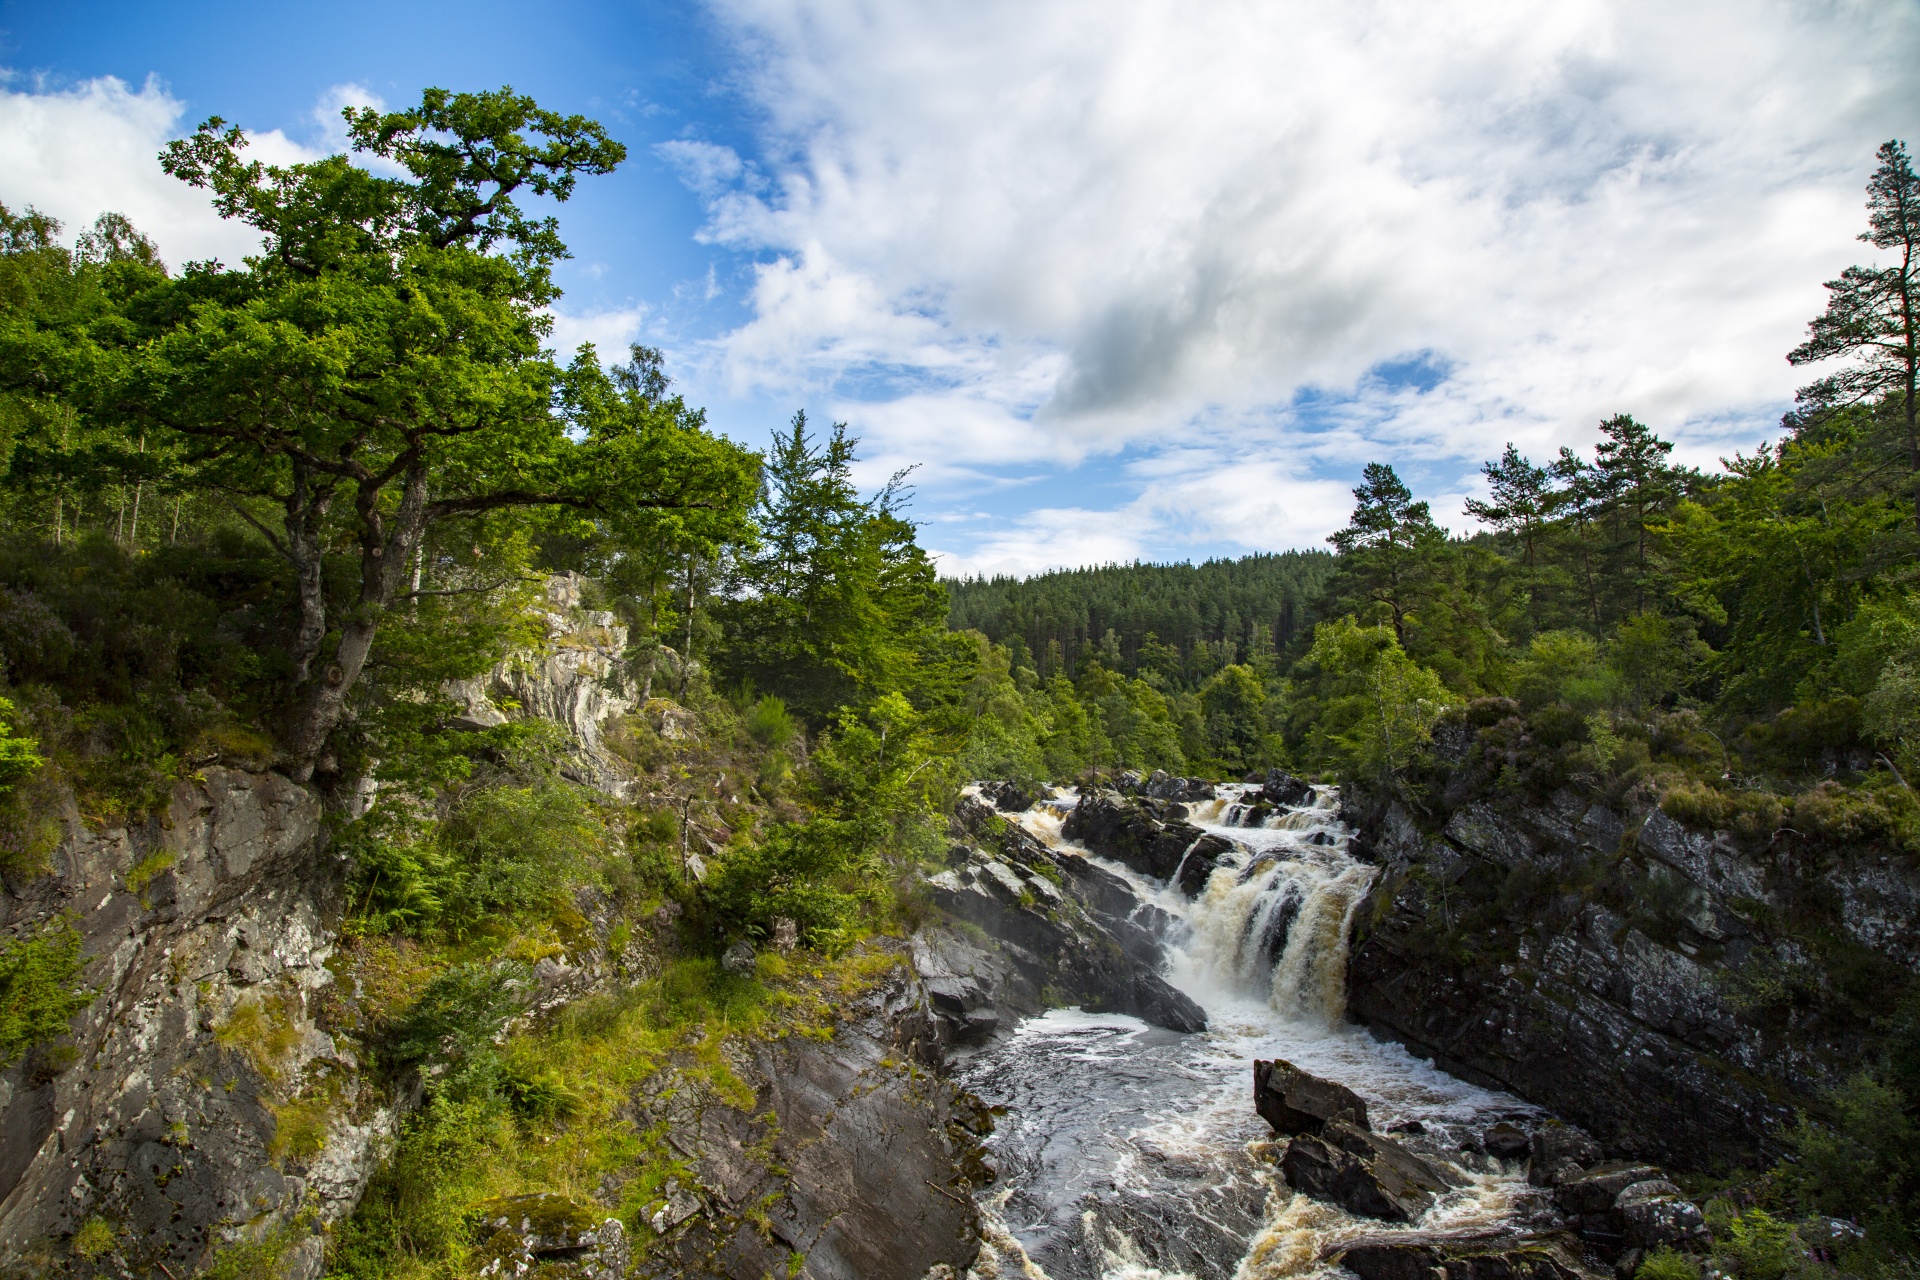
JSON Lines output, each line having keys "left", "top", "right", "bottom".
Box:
{"left": 7, "top": 89, "right": 759, "bottom": 778}
{"left": 1790, "top": 140, "right": 1920, "bottom": 534}
{"left": 1326, "top": 461, "right": 1445, "bottom": 645}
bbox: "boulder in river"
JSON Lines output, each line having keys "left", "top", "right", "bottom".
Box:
{"left": 1174, "top": 833, "right": 1237, "bottom": 896}
{"left": 1278, "top": 1121, "right": 1459, "bottom": 1222}
{"left": 1144, "top": 770, "right": 1217, "bottom": 802}
{"left": 1260, "top": 768, "right": 1316, "bottom": 807}
{"left": 1063, "top": 790, "right": 1219, "bottom": 881}
{"left": 1254, "top": 1058, "right": 1371, "bottom": 1135}
{"left": 1331, "top": 1230, "right": 1587, "bottom": 1280}
{"left": 1528, "top": 1121, "right": 1603, "bottom": 1186}
{"left": 979, "top": 779, "right": 1039, "bottom": 812}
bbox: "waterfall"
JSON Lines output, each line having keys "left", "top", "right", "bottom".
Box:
{"left": 966, "top": 783, "right": 1532, "bottom": 1280}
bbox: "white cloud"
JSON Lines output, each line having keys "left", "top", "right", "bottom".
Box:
{"left": 547, "top": 306, "right": 652, "bottom": 362}
{"left": 930, "top": 506, "right": 1153, "bottom": 579}
{"left": 681, "top": 0, "right": 1920, "bottom": 564}
{"left": 0, "top": 74, "right": 324, "bottom": 267}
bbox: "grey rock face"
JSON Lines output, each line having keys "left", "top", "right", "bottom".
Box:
{"left": 0, "top": 766, "right": 384, "bottom": 1277}
{"left": 922, "top": 817, "right": 1207, "bottom": 1036}
{"left": 640, "top": 964, "right": 986, "bottom": 1280}
{"left": 1343, "top": 773, "right": 1918, "bottom": 1170}
{"left": 1332, "top": 1231, "right": 1588, "bottom": 1280}
{"left": 1253, "top": 1058, "right": 1371, "bottom": 1135}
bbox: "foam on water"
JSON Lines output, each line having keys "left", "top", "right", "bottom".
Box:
{"left": 959, "top": 784, "right": 1535, "bottom": 1280}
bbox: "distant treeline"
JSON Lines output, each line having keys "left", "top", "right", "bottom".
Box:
{"left": 945, "top": 551, "right": 1336, "bottom": 690}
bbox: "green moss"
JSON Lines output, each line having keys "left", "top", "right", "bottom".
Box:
{"left": 124, "top": 850, "right": 176, "bottom": 905}
{"left": 214, "top": 989, "right": 302, "bottom": 1080}
{"left": 69, "top": 1216, "right": 116, "bottom": 1262}
{"left": 268, "top": 1094, "right": 331, "bottom": 1163}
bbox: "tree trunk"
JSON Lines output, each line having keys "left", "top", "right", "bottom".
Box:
{"left": 285, "top": 463, "right": 336, "bottom": 687}
{"left": 284, "top": 462, "right": 427, "bottom": 779}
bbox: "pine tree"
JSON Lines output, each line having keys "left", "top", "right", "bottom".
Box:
{"left": 1790, "top": 140, "right": 1920, "bottom": 533}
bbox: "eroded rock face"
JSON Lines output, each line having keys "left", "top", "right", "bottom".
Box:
{"left": 638, "top": 964, "right": 987, "bottom": 1280}
{"left": 1331, "top": 1230, "right": 1588, "bottom": 1280}
{"left": 1342, "top": 773, "right": 1917, "bottom": 1169}
{"left": 926, "top": 798, "right": 1206, "bottom": 1034}
{"left": 1062, "top": 789, "right": 1228, "bottom": 889}
{"left": 0, "top": 767, "right": 379, "bottom": 1278}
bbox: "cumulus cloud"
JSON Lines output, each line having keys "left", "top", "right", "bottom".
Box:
{"left": 0, "top": 74, "right": 342, "bottom": 266}
{"left": 682, "top": 0, "right": 1920, "bottom": 566}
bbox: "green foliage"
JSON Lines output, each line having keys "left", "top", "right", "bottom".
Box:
{"left": 1293, "top": 617, "right": 1455, "bottom": 783}
{"left": 0, "top": 695, "right": 42, "bottom": 794}
{"left": 746, "top": 694, "right": 798, "bottom": 748}
{"left": 1788, "top": 1072, "right": 1915, "bottom": 1240}
{"left": 1637, "top": 1247, "right": 1704, "bottom": 1280}
{"left": 1716, "top": 1209, "right": 1802, "bottom": 1280}
{"left": 0, "top": 919, "right": 90, "bottom": 1068}
{"left": 70, "top": 1215, "right": 117, "bottom": 1262}
{"left": 946, "top": 551, "right": 1334, "bottom": 691}
{"left": 346, "top": 777, "right": 605, "bottom": 938}
{"left": 718, "top": 413, "right": 949, "bottom": 721}
{"left": 1, "top": 90, "right": 756, "bottom": 776}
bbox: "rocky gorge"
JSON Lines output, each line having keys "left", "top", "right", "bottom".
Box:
{"left": 3, "top": 584, "right": 1912, "bottom": 1280}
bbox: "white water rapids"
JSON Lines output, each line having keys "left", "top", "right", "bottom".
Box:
{"left": 956, "top": 784, "right": 1539, "bottom": 1280}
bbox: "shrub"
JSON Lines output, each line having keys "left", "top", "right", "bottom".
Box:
{"left": 1637, "top": 1247, "right": 1704, "bottom": 1280}
{"left": 1791, "top": 780, "right": 1920, "bottom": 854}
{"left": 385, "top": 959, "right": 532, "bottom": 1076}
{"left": 746, "top": 694, "right": 798, "bottom": 748}
{"left": 345, "top": 778, "right": 607, "bottom": 938}
{"left": 0, "top": 921, "right": 91, "bottom": 1068}
{"left": 1714, "top": 1209, "right": 1799, "bottom": 1280}
{"left": 698, "top": 822, "right": 863, "bottom": 950}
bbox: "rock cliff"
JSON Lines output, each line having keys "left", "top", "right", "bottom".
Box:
{"left": 1344, "top": 719, "right": 1920, "bottom": 1172}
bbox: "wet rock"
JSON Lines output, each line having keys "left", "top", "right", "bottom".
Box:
{"left": 980, "top": 780, "right": 1039, "bottom": 813}
{"left": 474, "top": 1193, "right": 630, "bottom": 1279}
{"left": 1254, "top": 1058, "right": 1371, "bottom": 1135}
{"left": 1484, "top": 1121, "right": 1533, "bottom": 1160}
{"left": 1174, "top": 833, "right": 1237, "bottom": 897}
{"left": 1143, "top": 771, "right": 1216, "bottom": 802}
{"left": 1528, "top": 1122, "right": 1603, "bottom": 1186}
{"left": 1332, "top": 1230, "right": 1587, "bottom": 1280}
{"left": 923, "top": 851, "right": 1207, "bottom": 1034}
{"left": 1261, "top": 769, "right": 1316, "bottom": 808}
{"left": 1614, "top": 1180, "right": 1710, "bottom": 1252}
{"left": 1063, "top": 791, "right": 1219, "bottom": 881}
{"left": 1278, "top": 1121, "right": 1457, "bottom": 1223}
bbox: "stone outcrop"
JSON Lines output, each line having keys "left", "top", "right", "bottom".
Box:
{"left": 1260, "top": 769, "right": 1315, "bottom": 808}
{"left": 927, "top": 796, "right": 1207, "bottom": 1034}
{"left": 1062, "top": 789, "right": 1233, "bottom": 890}
{"left": 0, "top": 766, "right": 376, "bottom": 1279}
{"left": 443, "top": 572, "right": 640, "bottom": 794}
{"left": 636, "top": 963, "right": 988, "bottom": 1280}
{"left": 1344, "top": 754, "right": 1920, "bottom": 1169}
{"left": 1330, "top": 1231, "right": 1591, "bottom": 1280}
{"left": 1278, "top": 1120, "right": 1462, "bottom": 1222}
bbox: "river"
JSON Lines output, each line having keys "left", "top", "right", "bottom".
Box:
{"left": 955, "top": 784, "right": 1541, "bottom": 1280}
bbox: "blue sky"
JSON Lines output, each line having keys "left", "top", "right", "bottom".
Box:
{"left": 5, "top": 1, "right": 1919, "bottom": 575}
